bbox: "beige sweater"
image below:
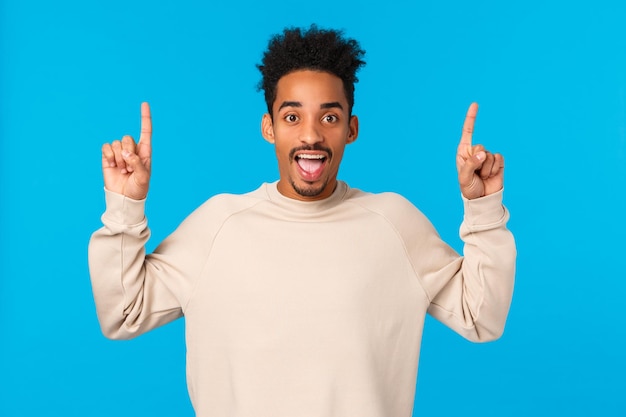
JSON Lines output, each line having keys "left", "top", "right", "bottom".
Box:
{"left": 89, "top": 181, "right": 515, "bottom": 417}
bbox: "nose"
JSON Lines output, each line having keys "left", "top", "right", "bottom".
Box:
{"left": 299, "top": 119, "right": 323, "bottom": 145}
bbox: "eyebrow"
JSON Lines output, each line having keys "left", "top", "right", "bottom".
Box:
{"left": 278, "top": 101, "right": 301, "bottom": 111}
{"left": 277, "top": 101, "right": 344, "bottom": 111}
{"left": 321, "top": 102, "right": 344, "bottom": 110}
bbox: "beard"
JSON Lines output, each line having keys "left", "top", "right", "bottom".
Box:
{"left": 290, "top": 178, "right": 330, "bottom": 197}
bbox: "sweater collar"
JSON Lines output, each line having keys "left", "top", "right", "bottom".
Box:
{"left": 263, "top": 180, "right": 349, "bottom": 216}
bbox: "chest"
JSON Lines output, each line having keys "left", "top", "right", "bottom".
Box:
{"left": 191, "top": 215, "right": 427, "bottom": 332}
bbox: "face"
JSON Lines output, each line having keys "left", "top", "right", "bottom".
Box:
{"left": 261, "top": 70, "right": 359, "bottom": 201}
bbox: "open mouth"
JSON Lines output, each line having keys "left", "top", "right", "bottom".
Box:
{"left": 293, "top": 152, "right": 329, "bottom": 182}
{"left": 295, "top": 153, "right": 327, "bottom": 173}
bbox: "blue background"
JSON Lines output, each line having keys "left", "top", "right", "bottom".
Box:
{"left": 1, "top": 0, "right": 625, "bottom": 415}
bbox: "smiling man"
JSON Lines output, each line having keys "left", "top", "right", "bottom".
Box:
{"left": 89, "top": 26, "right": 515, "bottom": 417}
{"left": 262, "top": 70, "right": 358, "bottom": 200}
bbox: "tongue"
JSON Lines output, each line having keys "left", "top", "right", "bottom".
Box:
{"left": 297, "top": 158, "right": 324, "bottom": 173}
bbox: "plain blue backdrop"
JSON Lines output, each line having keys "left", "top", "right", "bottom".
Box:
{"left": 1, "top": 0, "right": 625, "bottom": 416}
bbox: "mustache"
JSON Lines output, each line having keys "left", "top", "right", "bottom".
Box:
{"left": 289, "top": 144, "right": 333, "bottom": 162}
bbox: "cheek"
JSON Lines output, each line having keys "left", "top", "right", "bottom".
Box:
{"left": 274, "top": 144, "right": 292, "bottom": 166}
{"left": 334, "top": 150, "right": 346, "bottom": 165}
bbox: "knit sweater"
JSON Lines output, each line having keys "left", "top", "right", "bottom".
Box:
{"left": 88, "top": 181, "right": 516, "bottom": 417}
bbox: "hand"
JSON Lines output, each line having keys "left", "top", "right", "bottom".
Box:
{"left": 456, "top": 103, "right": 504, "bottom": 199}
{"left": 101, "top": 102, "right": 152, "bottom": 200}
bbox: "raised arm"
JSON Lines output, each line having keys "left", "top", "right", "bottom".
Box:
{"left": 425, "top": 103, "right": 515, "bottom": 341}
{"left": 89, "top": 103, "right": 185, "bottom": 340}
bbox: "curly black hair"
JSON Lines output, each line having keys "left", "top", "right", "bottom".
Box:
{"left": 257, "top": 25, "right": 366, "bottom": 117}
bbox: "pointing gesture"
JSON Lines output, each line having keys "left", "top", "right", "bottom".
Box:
{"left": 101, "top": 102, "right": 153, "bottom": 200}
{"left": 456, "top": 103, "right": 504, "bottom": 199}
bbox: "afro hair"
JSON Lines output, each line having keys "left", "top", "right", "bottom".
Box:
{"left": 257, "top": 25, "right": 366, "bottom": 116}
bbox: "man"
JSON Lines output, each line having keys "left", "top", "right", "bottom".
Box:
{"left": 89, "top": 26, "right": 515, "bottom": 416}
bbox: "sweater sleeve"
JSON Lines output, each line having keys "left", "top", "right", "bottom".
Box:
{"left": 423, "top": 189, "right": 516, "bottom": 342}
{"left": 88, "top": 190, "right": 197, "bottom": 340}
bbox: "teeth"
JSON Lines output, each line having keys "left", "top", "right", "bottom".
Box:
{"left": 297, "top": 154, "right": 325, "bottom": 159}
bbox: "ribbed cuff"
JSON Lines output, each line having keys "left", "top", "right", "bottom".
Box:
{"left": 102, "top": 188, "right": 146, "bottom": 225}
{"left": 462, "top": 189, "right": 509, "bottom": 228}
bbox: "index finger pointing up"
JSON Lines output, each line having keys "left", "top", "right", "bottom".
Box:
{"left": 457, "top": 102, "right": 478, "bottom": 154}
{"left": 138, "top": 102, "right": 152, "bottom": 158}
{"left": 139, "top": 102, "right": 152, "bottom": 143}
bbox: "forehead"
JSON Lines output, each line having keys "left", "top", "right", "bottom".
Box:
{"left": 274, "top": 70, "right": 347, "bottom": 108}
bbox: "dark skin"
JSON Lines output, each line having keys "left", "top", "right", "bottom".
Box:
{"left": 456, "top": 102, "right": 505, "bottom": 199}
{"left": 100, "top": 99, "right": 503, "bottom": 202}
{"left": 101, "top": 102, "right": 152, "bottom": 200}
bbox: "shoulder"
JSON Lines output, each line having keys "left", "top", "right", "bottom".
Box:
{"left": 172, "top": 184, "right": 269, "bottom": 236}
{"left": 190, "top": 184, "right": 268, "bottom": 220}
{"left": 345, "top": 188, "right": 430, "bottom": 226}
{"left": 343, "top": 186, "right": 441, "bottom": 253}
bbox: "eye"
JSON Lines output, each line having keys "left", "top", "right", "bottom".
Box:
{"left": 284, "top": 114, "right": 299, "bottom": 123}
{"left": 323, "top": 114, "right": 338, "bottom": 123}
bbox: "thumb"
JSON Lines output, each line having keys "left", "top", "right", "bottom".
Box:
{"left": 458, "top": 151, "right": 486, "bottom": 186}
{"left": 459, "top": 150, "right": 487, "bottom": 199}
{"left": 122, "top": 150, "right": 150, "bottom": 188}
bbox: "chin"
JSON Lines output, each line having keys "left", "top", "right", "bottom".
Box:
{"left": 291, "top": 179, "right": 329, "bottom": 198}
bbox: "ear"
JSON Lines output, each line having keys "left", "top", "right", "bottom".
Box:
{"left": 261, "top": 113, "right": 275, "bottom": 144}
{"left": 347, "top": 115, "right": 359, "bottom": 144}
